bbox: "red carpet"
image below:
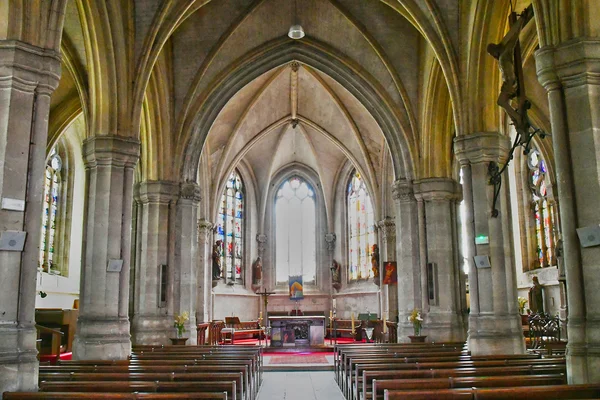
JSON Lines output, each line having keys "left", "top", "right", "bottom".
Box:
{"left": 267, "top": 354, "right": 329, "bottom": 364}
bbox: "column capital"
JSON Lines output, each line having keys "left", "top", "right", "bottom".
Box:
{"left": 134, "top": 181, "right": 180, "bottom": 204}
{"left": 82, "top": 136, "right": 141, "bottom": 168}
{"left": 179, "top": 182, "right": 201, "bottom": 203}
{"left": 413, "top": 178, "right": 462, "bottom": 202}
{"left": 197, "top": 219, "right": 213, "bottom": 239}
{"left": 0, "top": 40, "right": 61, "bottom": 94}
{"left": 377, "top": 217, "right": 396, "bottom": 241}
{"left": 453, "top": 132, "right": 510, "bottom": 166}
{"left": 536, "top": 38, "right": 600, "bottom": 91}
{"left": 392, "top": 179, "right": 415, "bottom": 203}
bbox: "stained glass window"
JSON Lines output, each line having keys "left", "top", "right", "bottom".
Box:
{"left": 347, "top": 170, "right": 375, "bottom": 280}
{"left": 39, "top": 149, "right": 62, "bottom": 273}
{"left": 216, "top": 170, "right": 244, "bottom": 282}
{"left": 528, "top": 149, "right": 555, "bottom": 269}
{"left": 275, "top": 176, "right": 316, "bottom": 285}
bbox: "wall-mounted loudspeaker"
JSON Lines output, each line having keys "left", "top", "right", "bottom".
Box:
{"left": 474, "top": 255, "right": 491, "bottom": 269}
{"left": 0, "top": 231, "right": 27, "bottom": 251}
{"left": 576, "top": 225, "right": 600, "bottom": 248}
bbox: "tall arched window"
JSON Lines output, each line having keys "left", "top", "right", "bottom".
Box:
{"left": 528, "top": 149, "right": 556, "bottom": 269}
{"left": 275, "top": 176, "right": 316, "bottom": 285}
{"left": 347, "top": 170, "right": 375, "bottom": 280}
{"left": 39, "top": 148, "right": 62, "bottom": 274}
{"left": 216, "top": 170, "right": 244, "bottom": 283}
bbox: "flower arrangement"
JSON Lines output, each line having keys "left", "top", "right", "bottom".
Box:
{"left": 174, "top": 312, "right": 189, "bottom": 338}
{"left": 408, "top": 308, "right": 423, "bottom": 336}
{"left": 518, "top": 297, "right": 528, "bottom": 315}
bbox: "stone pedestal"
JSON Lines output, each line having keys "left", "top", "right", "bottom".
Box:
{"left": 454, "top": 132, "right": 525, "bottom": 355}
{"left": 0, "top": 41, "right": 60, "bottom": 392}
{"left": 131, "top": 181, "right": 179, "bottom": 345}
{"left": 73, "top": 136, "right": 140, "bottom": 360}
{"left": 536, "top": 38, "right": 600, "bottom": 383}
{"left": 197, "top": 219, "right": 213, "bottom": 325}
{"left": 413, "top": 178, "right": 467, "bottom": 342}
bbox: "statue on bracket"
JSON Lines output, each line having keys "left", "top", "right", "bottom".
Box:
{"left": 528, "top": 276, "right": 544, "bottom": 314}
{"left": 331, "top": 259, "right": 341, "bottom": 291}
{"left": 252, "top": 256, "right": 262, "bottom": 285}
{"left": 371, "top": 244, "right": 380, "bottom": 285}
{"left": 212, "top": 240, "right": 223, "bottom": 281}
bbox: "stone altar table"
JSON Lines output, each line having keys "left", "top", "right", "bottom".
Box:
{"left": 268, "top": 316, "right": 325, "bottom": 347}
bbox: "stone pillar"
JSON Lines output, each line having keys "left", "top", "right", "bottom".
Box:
{"left": 131, "top": 181, "right": 179, "bottom": 345}
{"left": 413, "top": 178, "right": 466, "bottom": 342}
{"left": 377, "top": 218, "right": 398, "bottom": 322}
{"left": 392, "top": 179, "right": 422, "bottom": 341}
{"left": 197, "top": 219, "right": 213, "bottom": 324}
{"left": 173, "top": 182, "right": 200, "bottom": 344}
{"left": 536, "top": 39, "right": 600, "bottom": 383}
{"left": 73, "top": 136, "right": 140, "bottom": 360}
{"left": 454, "top": 132, "right": 525, "bottom": 355}
{"left": 0, "top": 41, "right": 60, "bottom": 392}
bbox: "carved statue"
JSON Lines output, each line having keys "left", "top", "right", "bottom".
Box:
{"left": 371, "top": 244, "right": 380, "bottom": 280}
{"left": 252, "top": 256, "right": 262, "bottom": 284}
{"left": 331, "top": 259, "right": 341, "bottom": 284}
{"left": 528, "top": 276, "right": 544, "bottom": 313}
{"left": 212, "top": 240, "right": 223, "bottom": 280}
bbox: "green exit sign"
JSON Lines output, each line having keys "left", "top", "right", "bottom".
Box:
{"left": 475, "top": 235, "right": 489, "bottom": 245}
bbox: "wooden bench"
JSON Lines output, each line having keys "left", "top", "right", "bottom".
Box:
{"left": 370, "top": 374, "right": 565, "bottom": 400}
{"left": 383, "top": 383, "right": 600, "bottom": 399}
{"left": 4, "top": 393, "right": 229, "bottom": 399}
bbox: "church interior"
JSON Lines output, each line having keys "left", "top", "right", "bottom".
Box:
{"left": 2, "top": 0, "right": 600, "bottom": 398}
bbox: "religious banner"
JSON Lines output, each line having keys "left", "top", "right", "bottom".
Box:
{"left": 382, "top": 261, "right": 397, "bottom": 285}
{"left": 289, "top": 275, "right": 304, "bottom": 300}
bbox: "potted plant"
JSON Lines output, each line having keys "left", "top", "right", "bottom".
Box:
{"left": 171, "top": 312, "right": 189, "bottom": 345}
{"left": 408, "top": 308, "right": 426, "bottom": 342}
{"left": 518, "top": 297, "right": 529, "bottom": 325}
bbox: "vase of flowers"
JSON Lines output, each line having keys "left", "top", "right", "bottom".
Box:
{"left": 171, "top": 312, "right": 189, "bottom": 344}
{"left": 408, "top": 308, "right": 426, "bottom": 342}
{"left": 518, "top": 297, "right": 529, "bottom": 325}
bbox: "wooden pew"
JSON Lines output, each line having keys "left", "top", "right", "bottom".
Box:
{"left": 370, "top": 374, "right": 565, "bottom": 400}
{"left": 383, "top": 384, "right": 600, "bottom": 399}
{"left": 39, "top": 381, "right": 238, "bottom": 400}
{"left": 4, "top": 393, "right": 229, "bottom": 399}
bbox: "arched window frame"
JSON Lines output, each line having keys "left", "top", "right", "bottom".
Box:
{"left": 39, "top": 143, "right": 73, "bottom": 277}
{"left": 215, "top": 170, "right": 245, "bottom": 284}
{"left": 274, "top": 175, "right": 317, "bottom": 286}
{"left": 346, "top": 170, "right": 376, "bottom": 281}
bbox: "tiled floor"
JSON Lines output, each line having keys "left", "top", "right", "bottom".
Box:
{"left": 257, "top": 371, "right": 345, "bottom": 400}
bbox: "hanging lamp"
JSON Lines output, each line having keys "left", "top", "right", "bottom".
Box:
{"left": 288, "top": 0, "right": 305, "bottom": 39}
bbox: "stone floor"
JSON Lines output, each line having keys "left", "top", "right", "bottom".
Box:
{"left": 257, "top": 371, "right": 344, "bottom": 400}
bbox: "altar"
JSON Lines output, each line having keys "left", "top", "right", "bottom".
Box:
{"left": 268, "top": 316, "right": 325, "bottom": 347}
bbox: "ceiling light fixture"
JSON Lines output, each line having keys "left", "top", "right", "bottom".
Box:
{"left": 288, "top": 0, "right": 305, "bottom": 40}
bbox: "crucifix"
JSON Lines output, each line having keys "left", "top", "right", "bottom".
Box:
{"left": 256, "top": 289, "right": 275, "bottom": 328}
{"left": 486, "top": 5, "right": 547, "bottom": 217}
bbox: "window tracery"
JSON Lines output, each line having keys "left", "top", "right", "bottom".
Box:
{"left": 347, "top": 170, "right": 375, "bottom": 280}
{"left": 39, "top": 149, "right": 62, "bottom": 274}
{"left": 216, "top": 170, "right": 244, "bottom": 283}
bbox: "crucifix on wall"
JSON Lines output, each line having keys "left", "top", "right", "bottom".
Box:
{"left": 486, "top": 5, "right": 547, "bottom": 217}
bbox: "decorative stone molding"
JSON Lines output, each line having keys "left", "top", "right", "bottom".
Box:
{"left": 197, "top": 220, "right": 213, "bottom": 241}
{"left": 391, "top": 179, "right": 415, "bottom": 203}
{"left": 256, "top": 234, "right": 267, "bottom": 255}
{"left": 377, "top": 217, "right": 396, "bottom": 242}
{"left": 82, "top": 136, "right": 141, "bottom": 168}
{"left": 453, "top": 132, "right": 511, "bottom": 166}
{"left": 134, "top": 181, "right": 180, "bottom": 204}
{"left": 0, "top": 40, "right": 61, "bottom": 94}
{"left": 413, "top": 178, "right": 462, "bottom": 202}
{"left": 325, "top": 233, "right": 336, "bottom": 252}
{"left": 536, "top": 39, "right": 600, "bottom": 90}
{"left": 179, "top": 182, "right": 201, "bottom": 203}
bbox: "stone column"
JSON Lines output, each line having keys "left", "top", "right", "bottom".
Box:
{"left": 73, "top": 136, "right": 140, "bottom": 360}
{"left": 392, "top": 179, "right": 422, "bottom": 341}
{"left": 0, "top": 41, "right": 60, "bottom": 392}
{"left": 536, "top": 39, "right": 600, "bottom": 383}
{"left": 256, "top": 234, "right": 268, "bottom": 289}
{"left": 377, "top": 218, "right": 398, "bottom": 322}
{"left": 173, "top": 182, "right": 201, "bottom": 344}
{"left": 197, "top": 219, "right": 213, "bottom": 324}
{"left": 131, "top": 181, "right": 179, "bottom": 345}
{"left": 413, "top": 178, "right": 466, "bottom": 342}
{"left": 454, "top": 132, "right": 525, "bottom": 355}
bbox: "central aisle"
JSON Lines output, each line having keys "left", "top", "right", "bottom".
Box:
{"left": 257, "top": 371, "right": 345, "bottom": 400}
